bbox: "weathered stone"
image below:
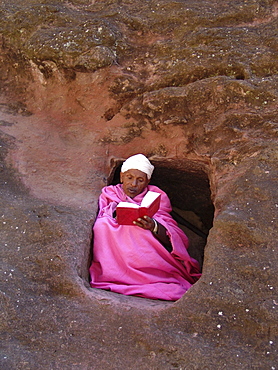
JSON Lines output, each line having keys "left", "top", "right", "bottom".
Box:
{"left": 0, "top": 0, "right": 277, "bottom": 369}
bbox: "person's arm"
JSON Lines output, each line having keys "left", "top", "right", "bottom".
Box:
{"left": 152, "top": 218, "right": 172, "bottom": 252}
{"left": 133, "top": 216, "right": 173, "bottom": 252}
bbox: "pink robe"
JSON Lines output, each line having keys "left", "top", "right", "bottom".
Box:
{"left": 89, "top": 184, "right": 201, "bottom": 301}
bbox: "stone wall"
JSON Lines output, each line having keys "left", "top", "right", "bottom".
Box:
{"left": 0, "top": 0, "right": 277, "bottom": 369}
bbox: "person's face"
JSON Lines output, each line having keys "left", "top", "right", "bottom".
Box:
{"left": 120, "top": 169, "right": 150, "bottom": 198}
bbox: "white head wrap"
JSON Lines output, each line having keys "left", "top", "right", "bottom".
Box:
{"left": 121, "top": 154, "right": 154, "bottom": 180}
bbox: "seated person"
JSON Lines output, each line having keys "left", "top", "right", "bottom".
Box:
{"left": 89, "top": 154, "right": 201, "bottom": 301}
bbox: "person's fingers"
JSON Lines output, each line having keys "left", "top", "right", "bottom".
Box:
{"left": 133, "top": 218, "right": 144, "bottom": 228}
{"left": 133, "top": 216, "right": 154, "bottom": 230}
{"left": 143, "top": 216, "right": 154, "bottom": 230}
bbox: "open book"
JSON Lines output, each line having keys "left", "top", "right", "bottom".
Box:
{"left": 116, "top": 191, "right": 161, "bottom": 225}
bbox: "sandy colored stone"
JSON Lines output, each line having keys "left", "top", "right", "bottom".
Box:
{"left": 0, "top": 0, "right": 277, "bottom": 369}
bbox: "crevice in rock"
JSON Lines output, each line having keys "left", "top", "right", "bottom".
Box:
{"left": 103, "top": 107, "right": 116, "bottom": 121}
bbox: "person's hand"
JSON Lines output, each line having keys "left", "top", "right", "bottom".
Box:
{"left": 133, "top": 215, "right": 155, "bottom": 231}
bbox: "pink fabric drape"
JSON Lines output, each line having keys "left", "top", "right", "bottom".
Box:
{"left": 89, "top": 184, "right": 201, "bottom": 301}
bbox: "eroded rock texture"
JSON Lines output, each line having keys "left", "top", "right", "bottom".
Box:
{"left": 0, "top": 0, "right": 277, "bottom": 369}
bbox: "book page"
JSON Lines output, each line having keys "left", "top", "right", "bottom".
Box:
{"left": 117, "top": 202, "right": 139, "bottom": 209}
{"left": 141, "top": 191, "right": 160, "bottom": 207}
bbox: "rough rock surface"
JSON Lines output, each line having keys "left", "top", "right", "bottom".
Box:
{"left": 0, "top": 0, "right": 277, "bottom": 369}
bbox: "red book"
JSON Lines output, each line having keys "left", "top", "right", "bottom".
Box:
{"left": 116, "top": 191, "right": 161, "bottom": 225}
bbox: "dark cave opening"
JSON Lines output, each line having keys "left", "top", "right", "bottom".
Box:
{"left": 108, "top": 157, "right": 215, "bottom": 269}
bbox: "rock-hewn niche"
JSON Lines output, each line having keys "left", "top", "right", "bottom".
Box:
{"left": 86, "top": 157, "right": 214, "bottom": 303}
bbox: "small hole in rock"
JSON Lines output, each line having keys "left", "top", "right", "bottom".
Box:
{"left": 235, "top": 73, "right": 245, "bottom": 80}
